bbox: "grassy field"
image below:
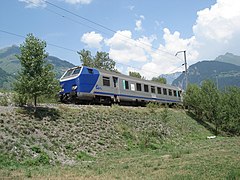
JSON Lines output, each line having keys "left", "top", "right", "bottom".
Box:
{"left": 0, "top": 104, "right": 239, "bottom": 179}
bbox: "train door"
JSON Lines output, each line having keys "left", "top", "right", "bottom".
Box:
{"left": 113, "top": 76, "right": 120, "bottom": 102}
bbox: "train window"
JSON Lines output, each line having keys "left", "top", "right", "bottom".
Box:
{"left": 123, "top": 80, "right": 129, "bottom": 90}
{"left": 113, "top": 77, "right": 118, "bottom": 87}
{"left": 178, "top": 91, "right": 182, "bottom": 97}
{"left": 136, "top": 83, "right": 142, "bottom": 91}
{"left": 151, "top": 86, "right": 156, "bottom": 93}
{"left": 144, "top": 84, "right": 149, "bottom": 92}
{"left": 168, "top": 89, "right": 172, "bottom": 96}
{"left": 103, "top": 76, "right": 110, "bottom": 86}
{"left": 63, "top": 69, "right": 74, "bottom": 78}
{"left": 173, "top": 90, "right": 177, "bottom": 97}
{"left": 163, "top": 88, "right": 167, "bottom": 95}
{"left": 72, "top": 68, "right": 81, "bottom": 75}
{"left": 130, "top": 84, "right": 135, "bottom": 91}
{"left": 62, "top": 67, "right": 81, "bottom": 79}
{"left": 157, "top": 87, "right": 162, "bottom": 94}
{"left": 87, "top": 68, "right": 93, "bottom": 74}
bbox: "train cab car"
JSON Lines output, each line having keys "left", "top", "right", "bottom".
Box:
{"left": 59, "top": 66, "right": 100, "bottom": 103}
{"left": 59, "top": 66, "right": 183, "bottom": 105}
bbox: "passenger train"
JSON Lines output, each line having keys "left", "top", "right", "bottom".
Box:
{"left": 59, "top": 66, "right": 182, "bottom": 105}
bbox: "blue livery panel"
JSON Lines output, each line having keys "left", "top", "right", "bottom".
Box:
{"left": 60, "top": 66, "right": 99, "bottom": 94}
{"left": 78, "top": 67, "right": 99, "bottom": 93}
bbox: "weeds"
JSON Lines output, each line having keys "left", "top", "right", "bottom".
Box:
{"left": 0, "top": 94, "right": 8, "bottom": 106}
{"left": 76, "top": 151, "right": 95, "bottom": 161}
{"left": 1, "top": 105, "right": 239, "bottom": 179}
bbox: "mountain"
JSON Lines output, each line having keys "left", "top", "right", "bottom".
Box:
{"left": 160, "top": 72, "right": 182, "bottom": 85}
{"left": 215, "top": 52, "right": 240, "bottom": 66}
{"left": 0, "top": 67, "right": 15, "bottom": 89}
{"left": 172, "top": 60, "right": 240, "bottom": 90}
{"left": 0, "top": 45, "right": 75, "bottom": 89}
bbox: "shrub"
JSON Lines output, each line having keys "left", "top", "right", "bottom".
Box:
{"left": 76, "top": 151, "right": 95, "bottom": 161}
{"left": 13, "top": 93, "right": 28, "bottom": 106}
{"left": 184, "top": 81, "right": 240, "bottom": 135}
{"left": 0, "top": 94, "right": 8, "bottom": 106}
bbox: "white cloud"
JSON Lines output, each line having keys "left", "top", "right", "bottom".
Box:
{"left": 81, "top": 0, "right": 240, "bottom": 80}
{"left": 193, "top": 0, "right": 240, "bottom": 59}
{"left": 64, "top": 0, "right": 93, "bottom": 5}
{"left": 19, "top": 0, "right": 93, "bottom": 8}
{"left": 133, "top": 28, "right": 198, "bottom": 79}
{"left": 105, "top": 30, "right": 156, "bottom": 64}
{"left": 135, "top": 20, "right": 142, "bottom": 31}
{"left": 140, "top": 0, "right": 240, "bottom": 78}
{"left": 135, "top": 15, "right": 145, "bottom": 31}
{"left": 19, "top": 0, "right": 46, "bottom": 8}
{"left": 140, "top": 15, "right": 145, "bottom": 20}
{"left": 81, "top": 31, "right": 103, "bottom": 49}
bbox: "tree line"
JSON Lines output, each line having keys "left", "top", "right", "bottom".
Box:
{"left": 184, "top": 80, "right": 240, "bottom": 135}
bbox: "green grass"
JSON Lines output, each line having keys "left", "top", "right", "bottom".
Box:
{"left": 0, "top": 105, "right": 239, "bottom": 179}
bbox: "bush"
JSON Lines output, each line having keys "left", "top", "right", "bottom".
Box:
{"left": 184, "top": 81, "right": 240, "bottom": 135}
{"left": 0, "top": 94, "right": 8, "bottom": 106}
{"left": 76, "top": 151, "right": 95, "bottom": 161}
{"left": 24, "top": 152, "right": 50, "bottom": 166}
{"left": 13, "top": 93, "right": 28, "bottom": 106}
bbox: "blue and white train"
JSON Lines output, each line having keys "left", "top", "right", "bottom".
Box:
{"left": 59, "top": 66, "right": 182, "bottom": 105}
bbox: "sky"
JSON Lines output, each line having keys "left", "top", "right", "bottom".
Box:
{"left": 1, "top": 0, "right": 240, "bottom": 79}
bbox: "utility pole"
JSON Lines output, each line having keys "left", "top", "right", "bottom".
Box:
{"left": 175, "top": 50, "right": 188, "bottom": 90}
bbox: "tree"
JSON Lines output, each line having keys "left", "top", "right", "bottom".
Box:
{"left": 77, "top": 49, "right": 116, "bottom": 71}
{"left": 14, "top": 33, "right": 59, "bottom": 108}
{"left": 94, "top": 52, "right": 116, "bottom": 71}
{"left": 200, "top": 80, "right": 221, "bottom": 134}
{"left": 77, "top": 49, "right": 94, "bottom": 67}
{"left": 151, "top": 76, "right": 167, "bottom": 84}
{"left": 220, "top": 87, "right": 240, "bottom": 135}
{"left": 129, "top": 71, "right": 142, "bottom": 79}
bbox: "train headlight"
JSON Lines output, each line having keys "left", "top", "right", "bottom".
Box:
{"left": 72, "top": 85, "right": 77, "bottom": 90}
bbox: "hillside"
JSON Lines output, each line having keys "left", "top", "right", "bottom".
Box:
{"left": 0, "top": 67, "right": 15, "bottom": 89}
{"left": 215, "top": 52, "right": 240, "bottom": 66}
{"left": 172, "top": 61, "right": 240, "bottom": 89}
{"left": 0, "top": 104, "right": 240, "bottom": 179}
{"left": 160, "top": 71, "right": 182, "bottom": 85}
{"left": 0, "top": 45, "right": 75, "bottom": 89}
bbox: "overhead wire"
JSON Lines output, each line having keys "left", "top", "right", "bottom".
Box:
{"left": 43, "top": 0, "right": 183, "bottom": 62}
{"left": 17, "top": 0, "right": 187, "bottom": 75}
{"left": 0, "top": 29, "right": 76, "bottom": 53}
{"left": 44, "top": 7, "right": 179, "bottom": 64}
{"left": 1, "top": 29, "right": 185, "bottom": 77}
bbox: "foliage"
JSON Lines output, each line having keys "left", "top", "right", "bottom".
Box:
{"left": 129, "top": 71, "right": 142, "bottom": 79}
{"left": 151, "top": 76, "right": 167, "bottom": 84}
{"left": 13, "top": 34, "right": 59, "bottom": 107}
{"left": 220, "top": 87, "right": 240, "bottom": 135}
{"left": 13, "top": 93, "right": 28, "bottom": 106}
{"left": 2, "top": 105, "right": 240, "bottom": 179}
{"left": 78, "top": 49, "right": 117, "bottom": 71}
{"left": 0, "top": 94, "right": 8, "bottom": 106}
{"left": 24, "top": 152, "right": 50, "bottom": 166}
{"left": 184, "top": 80, "right": 240, "bottom": 135}
{"left": 76, "top": 151, "right": 95, "bottom": 161}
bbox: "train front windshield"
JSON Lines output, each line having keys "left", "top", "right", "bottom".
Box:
{"left": 61, "top": 67, "right": 81, "bottom": 80}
